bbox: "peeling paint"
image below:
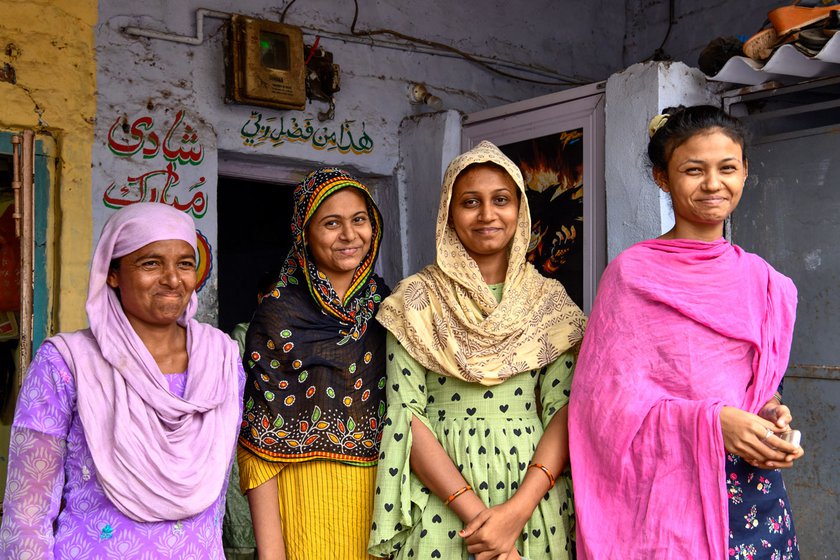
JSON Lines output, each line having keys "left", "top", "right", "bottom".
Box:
{"left": 0, "top": 63, "right": 15, "bottom": 84}
{"left": 803, "top": 249, "right": 822, "bottom": 271}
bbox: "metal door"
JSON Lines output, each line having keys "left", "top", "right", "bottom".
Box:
{"left": 727, "top": 79, "right": 840, "bottom": 558}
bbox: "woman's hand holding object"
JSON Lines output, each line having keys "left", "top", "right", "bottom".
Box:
{"left": 720, "top": 406, "right": 804, "bottom": 469}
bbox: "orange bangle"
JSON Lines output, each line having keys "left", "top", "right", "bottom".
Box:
{"left": 528, "top": 463, "right": 556, "bottom": 490}
{"left": 443, "top": 484, "right": 472, "bottom": 507}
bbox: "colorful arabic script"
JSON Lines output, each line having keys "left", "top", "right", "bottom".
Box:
{"left": 103, "top": 110, "right": 208, "bottom": 218}
{"left": 103, "top": 162, "right": 207, "bottom": 218}
{"left": 240, "top": 112, "right": 374, "bottom": 154}
{"left": 107, "top": 110, "right": 204, "bottom": 165}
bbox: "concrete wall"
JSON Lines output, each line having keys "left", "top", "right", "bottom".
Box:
{"left": 0, "top": 0, "right": 98, "bottom": 332}
{"left": 396, "top": 110, "right": 462, "bottom": 278}
{"left": 93, "top": 0, "right": 629, "bottom": 323}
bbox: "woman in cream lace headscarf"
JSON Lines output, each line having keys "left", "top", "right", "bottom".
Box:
{"left": 368, "top": 141, "right": 586, "bottom": 560}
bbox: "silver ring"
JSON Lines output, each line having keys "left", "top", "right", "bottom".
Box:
{"left": 761, "top": 428, "right": 774, "bottom": 443}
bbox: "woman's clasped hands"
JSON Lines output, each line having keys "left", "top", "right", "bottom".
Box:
{"left": 720, "top": 400, "right": 804, "bottom": 470}
{"left": 461, "top": 498, "right": 530, "bottom": 560}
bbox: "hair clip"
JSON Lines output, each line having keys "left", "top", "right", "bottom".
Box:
{"left": 648, "top": 114, "right": 669, "bottom": 138}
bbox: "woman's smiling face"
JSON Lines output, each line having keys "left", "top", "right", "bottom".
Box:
{"left": 448, "top": 164, "right": 520, "bottom": 262}
{"left": 305, "top": 188, "right": 372, "bottom": 281}
{"left": 106, "top": 239, "right": 196, "bottom": 330}
{"left": 655, "top": 129, "right": 748, "bottom": 240}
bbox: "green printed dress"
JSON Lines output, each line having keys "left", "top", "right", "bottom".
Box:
{"left": 368, "top": 332, "right": 576, "bottom": 559}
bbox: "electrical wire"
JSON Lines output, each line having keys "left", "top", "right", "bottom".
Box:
{"left": 280, "top": 0, "right": 298, "bottom": 23}
{"left": 647, "top": 0, "right": 675, "bottom": 62}
{"left": 348, "top": 0, "right": 586, "bottom": 86}
{"left": 304, "top": 35, "right": 320, "bottom": 65}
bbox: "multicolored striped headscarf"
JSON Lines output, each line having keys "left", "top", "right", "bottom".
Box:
{"left": 239, "top": 168, "right": 390, "bottom": 464}
{"left": 291, "top": 167, "right": 383, "bottom": 324}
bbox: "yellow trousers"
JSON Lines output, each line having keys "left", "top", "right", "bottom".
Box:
{"left": 238, "top": 446, "right": 377, "bottom": 560}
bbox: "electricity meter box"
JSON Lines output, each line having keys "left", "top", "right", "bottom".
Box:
{"left": 226, "top": 15, "right": 306, "bottom": 110}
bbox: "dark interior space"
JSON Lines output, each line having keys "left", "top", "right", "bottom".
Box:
{"left": 217, "top": 176, "right": 295, "bottom": 334}
{"left": 0, "top": 155, "right": 20, "bottom": 421}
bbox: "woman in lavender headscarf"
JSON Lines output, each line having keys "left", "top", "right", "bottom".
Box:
{"left": 0, "top": 202, "right": 244, "bottom": 559}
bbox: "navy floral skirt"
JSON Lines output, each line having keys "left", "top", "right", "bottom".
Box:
{"left": 726, "top": 453, "right": 799, "bottom": 559}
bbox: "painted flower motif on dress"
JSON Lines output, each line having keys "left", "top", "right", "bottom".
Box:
{"left": 727, "top": 472, "right": 744, "bottom": 505}
{"left": 756, "top": 475, "right": 771, "bottom": 494}
{"left": 766, "top": 515, "right": 784, "bottom": 534}
{"left": 743, "top": 505, "right": 759, "bottom": 530}
{"left": 729, "top": 543, "right": 757, "bottom": 560}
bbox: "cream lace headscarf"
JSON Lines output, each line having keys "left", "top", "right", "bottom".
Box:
{"left": 376, "top": 141, "right": 586, "bottom": 385}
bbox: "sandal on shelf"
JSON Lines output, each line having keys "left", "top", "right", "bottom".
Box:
{"left": 768, "top": 4, "right": 840, "bottom": 36}
{"left": 742, "top": 5, "right": 840, "bottom": 62}
{"left": 743, "top": 27, "right": 778, "bottom": 61}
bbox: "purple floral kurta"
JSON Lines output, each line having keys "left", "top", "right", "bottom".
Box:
{"left": 0, "top": 343, "right": 246, "bottom": 559}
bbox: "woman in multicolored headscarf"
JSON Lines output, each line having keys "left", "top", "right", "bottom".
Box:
{"left": 238, "top": 168, "right": 390, "bottom": 560}
{"left": 368, "top": 142, "right": 587, "bottom": 560}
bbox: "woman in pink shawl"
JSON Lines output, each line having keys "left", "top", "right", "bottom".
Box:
{"left": 0, "top": 202, "right": 244, "bottom": 559}
{"left": 569, "top": 105, "right": 804, "bottom": 559}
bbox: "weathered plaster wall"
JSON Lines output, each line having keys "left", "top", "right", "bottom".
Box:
{"left": 0, "top": 0, "right": 97, "bottom": 507}
{"left": 0, "top": 0, "right": 97, "bottom": 332}
{"left": 93, "top": 0, "right": 628, "bottom": 322}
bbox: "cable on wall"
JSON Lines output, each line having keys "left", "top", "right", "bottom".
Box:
{"left": 118, "top": 3, "right": 590, "bottom": 86}
{"left": 347, "top": 0, "right": 586, "bottom": 86}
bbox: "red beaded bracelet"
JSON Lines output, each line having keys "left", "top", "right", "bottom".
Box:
{"left": 443, "top": 484, "right": 472, "bottom": 507}
{"left": 528, "top": 463, "right": 556, "bottom": 490}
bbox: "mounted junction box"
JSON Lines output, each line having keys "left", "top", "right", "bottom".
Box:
{"left": 226, "top": 15, "right": 306, "bottom": 110}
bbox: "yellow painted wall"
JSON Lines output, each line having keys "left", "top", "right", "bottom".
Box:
{"left": 0, "top": 0, "right": 97, "bottom": 502}
{"left": 0, "top": 0, "right": 98, "bottom": 332}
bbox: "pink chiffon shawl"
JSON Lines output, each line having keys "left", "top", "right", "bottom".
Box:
{"left": 569, "top": 238, "right": 797, "bottom": 559}
{"left": 50, "top": 202, "right": 241, "bottom": 522}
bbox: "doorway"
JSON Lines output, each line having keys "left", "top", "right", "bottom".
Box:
{"left": 0, "top": 154, "right": 19, "bottom": 424}
{"left": 217, "top": 176, "right": 295, "bottom": 335}
{"left": 0, "top": 130, "right": 53, "bottom": 515}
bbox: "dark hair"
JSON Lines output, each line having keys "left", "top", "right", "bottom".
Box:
{"left": 647, "top": 105, "right": 748, "bottom": 172}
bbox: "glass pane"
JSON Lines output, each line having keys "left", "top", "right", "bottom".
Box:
{"left": 259, "top": 31, "right": 291, "bottom": 71}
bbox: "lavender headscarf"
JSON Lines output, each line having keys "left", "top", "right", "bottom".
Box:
{"left": 50, "top": 202, "right": 241, "bottom": 522}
